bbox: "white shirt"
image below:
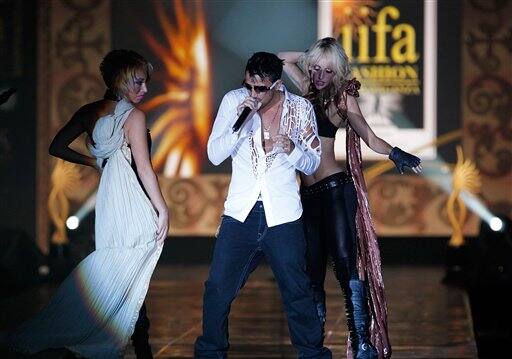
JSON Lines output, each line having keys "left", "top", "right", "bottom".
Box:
{"left": 207, "top": 85, "right": 321, "bottom": 227}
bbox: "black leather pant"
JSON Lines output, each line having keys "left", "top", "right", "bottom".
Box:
{"left": 132, "top": 302, "right": 150, "bottom": 347}
{"left": 301, "top": 172, "right": 359, "bottom": 323}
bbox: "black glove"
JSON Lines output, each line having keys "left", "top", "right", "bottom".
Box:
{"left": 389, "top": 147, "right": 421, "bottom": 174}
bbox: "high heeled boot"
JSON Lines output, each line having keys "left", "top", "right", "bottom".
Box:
{"left": 131, "top": 303, "right": 153, "bottom": 359}
{"left": 343, "top": 280, "right": 378, "bottom": 359}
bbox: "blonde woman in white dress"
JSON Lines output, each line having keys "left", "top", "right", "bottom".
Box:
{"left": 3, "top": 49, "right": 168, "bottom": 358}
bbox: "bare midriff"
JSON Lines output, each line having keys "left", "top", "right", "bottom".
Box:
{"left": 300, "top": 136, "right": 345, "bottom": 186}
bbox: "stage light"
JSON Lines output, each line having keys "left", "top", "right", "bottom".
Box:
{"left": 490, "top": 217, "right": 504, "bottom": 232}
{"left": 414, "top": 157, "right": 502, "bottom": 235}
{"left": 66, "top": 216, "right": 79, "bottom": 230}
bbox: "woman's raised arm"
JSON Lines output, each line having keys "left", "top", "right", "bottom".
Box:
{"left": 277, "top": 51, "right": 308, "bottom": 94}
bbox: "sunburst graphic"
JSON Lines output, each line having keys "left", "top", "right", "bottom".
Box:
{"left": 332, "top": 0, "right": 379, "bottom": 37}
{"left": 48, "top": 159, "right": 82, "bottom": 245}
{"left": 446, "top": 146, "right": 482, "bottom": 247}
{"left": 141, "top": 0, "right": 211, "bottom": 177}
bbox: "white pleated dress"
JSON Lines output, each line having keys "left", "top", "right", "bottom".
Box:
{"left": 5, "top": 99, "right": 163, "bottom": 358}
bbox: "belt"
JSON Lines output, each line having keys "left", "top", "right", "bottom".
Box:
{"left": 300, "top": 172, "right": 352, "bottom": 196}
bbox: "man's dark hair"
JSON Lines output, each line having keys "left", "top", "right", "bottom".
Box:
{"left": 245, "top": 52, "right": 283, "bottom": 83}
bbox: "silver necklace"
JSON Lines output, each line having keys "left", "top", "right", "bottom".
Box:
{"left": 262, "top": 94, "right": 282, "bottom": 140}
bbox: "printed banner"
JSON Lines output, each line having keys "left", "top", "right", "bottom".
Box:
{"left": 318, "top": 0, "right": 437, "bottom": 160}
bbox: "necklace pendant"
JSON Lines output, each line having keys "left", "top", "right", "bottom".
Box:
{"left": 263, "top": 130, "right": 270, "bottom": 140}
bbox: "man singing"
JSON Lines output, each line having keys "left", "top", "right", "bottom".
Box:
{"left": 194, "top": 52, "right": 331, "bottom": 358}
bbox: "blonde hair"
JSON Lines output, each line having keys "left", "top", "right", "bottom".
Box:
{"left": 299, "top": 37, "right": 351, "bottom": 99}
{"left": 100, "top": 49, "right": 153, "bottom": 99}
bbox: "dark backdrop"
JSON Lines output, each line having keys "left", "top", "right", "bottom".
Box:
{"left": 0, "top": 0, "right": 37, "bottom": 239}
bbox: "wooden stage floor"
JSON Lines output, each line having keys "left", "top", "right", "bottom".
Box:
{"left": 1, "top": 265, "right": 478, "bottom": 358}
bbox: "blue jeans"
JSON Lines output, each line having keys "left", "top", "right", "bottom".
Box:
{"left": 194, "top": 202, "right": 331, "bottom": 359}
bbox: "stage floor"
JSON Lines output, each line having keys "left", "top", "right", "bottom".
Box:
{"left": 1, "top": 265, "right": 478, "bottom": 358}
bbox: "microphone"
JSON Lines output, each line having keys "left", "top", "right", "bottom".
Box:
{"left": 232, "top": 107, "right": 252, "bottom": 132}
{"left": 232, "top": 80, "right": 279, "bottom": 132}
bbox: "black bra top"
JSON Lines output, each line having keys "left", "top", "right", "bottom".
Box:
{"left": 318, "top": 121, "right": 338, "bottom": 138}
{"left": 307, "top": 94, "right": 339, "bottom": 138}
{"left": 315, "top": 105, "right": 338, "bottom": 138}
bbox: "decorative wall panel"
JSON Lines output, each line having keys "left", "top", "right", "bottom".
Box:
{"left": 37, "top": 0, "right": 110, "bottom": 252}
{"left": 462, "top": 0, "right": 512, "bottom": 220}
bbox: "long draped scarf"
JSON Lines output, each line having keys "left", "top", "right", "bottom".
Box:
{"left": 346, "top": 124, "right": 391, "bottom": 359}
{"left": 342, "top": 79, "right": 391, "bottom": 359}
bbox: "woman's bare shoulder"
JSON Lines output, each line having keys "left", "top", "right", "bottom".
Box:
{"left": 124, "top": 107, "right": 147, "bottom": 132}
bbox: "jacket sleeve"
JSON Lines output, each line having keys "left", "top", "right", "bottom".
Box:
{"left": 286, "top": 100, "right": 321, "bottom": 175}
{"left": 207, "top": 92, "right": 256, "bottom": 165}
